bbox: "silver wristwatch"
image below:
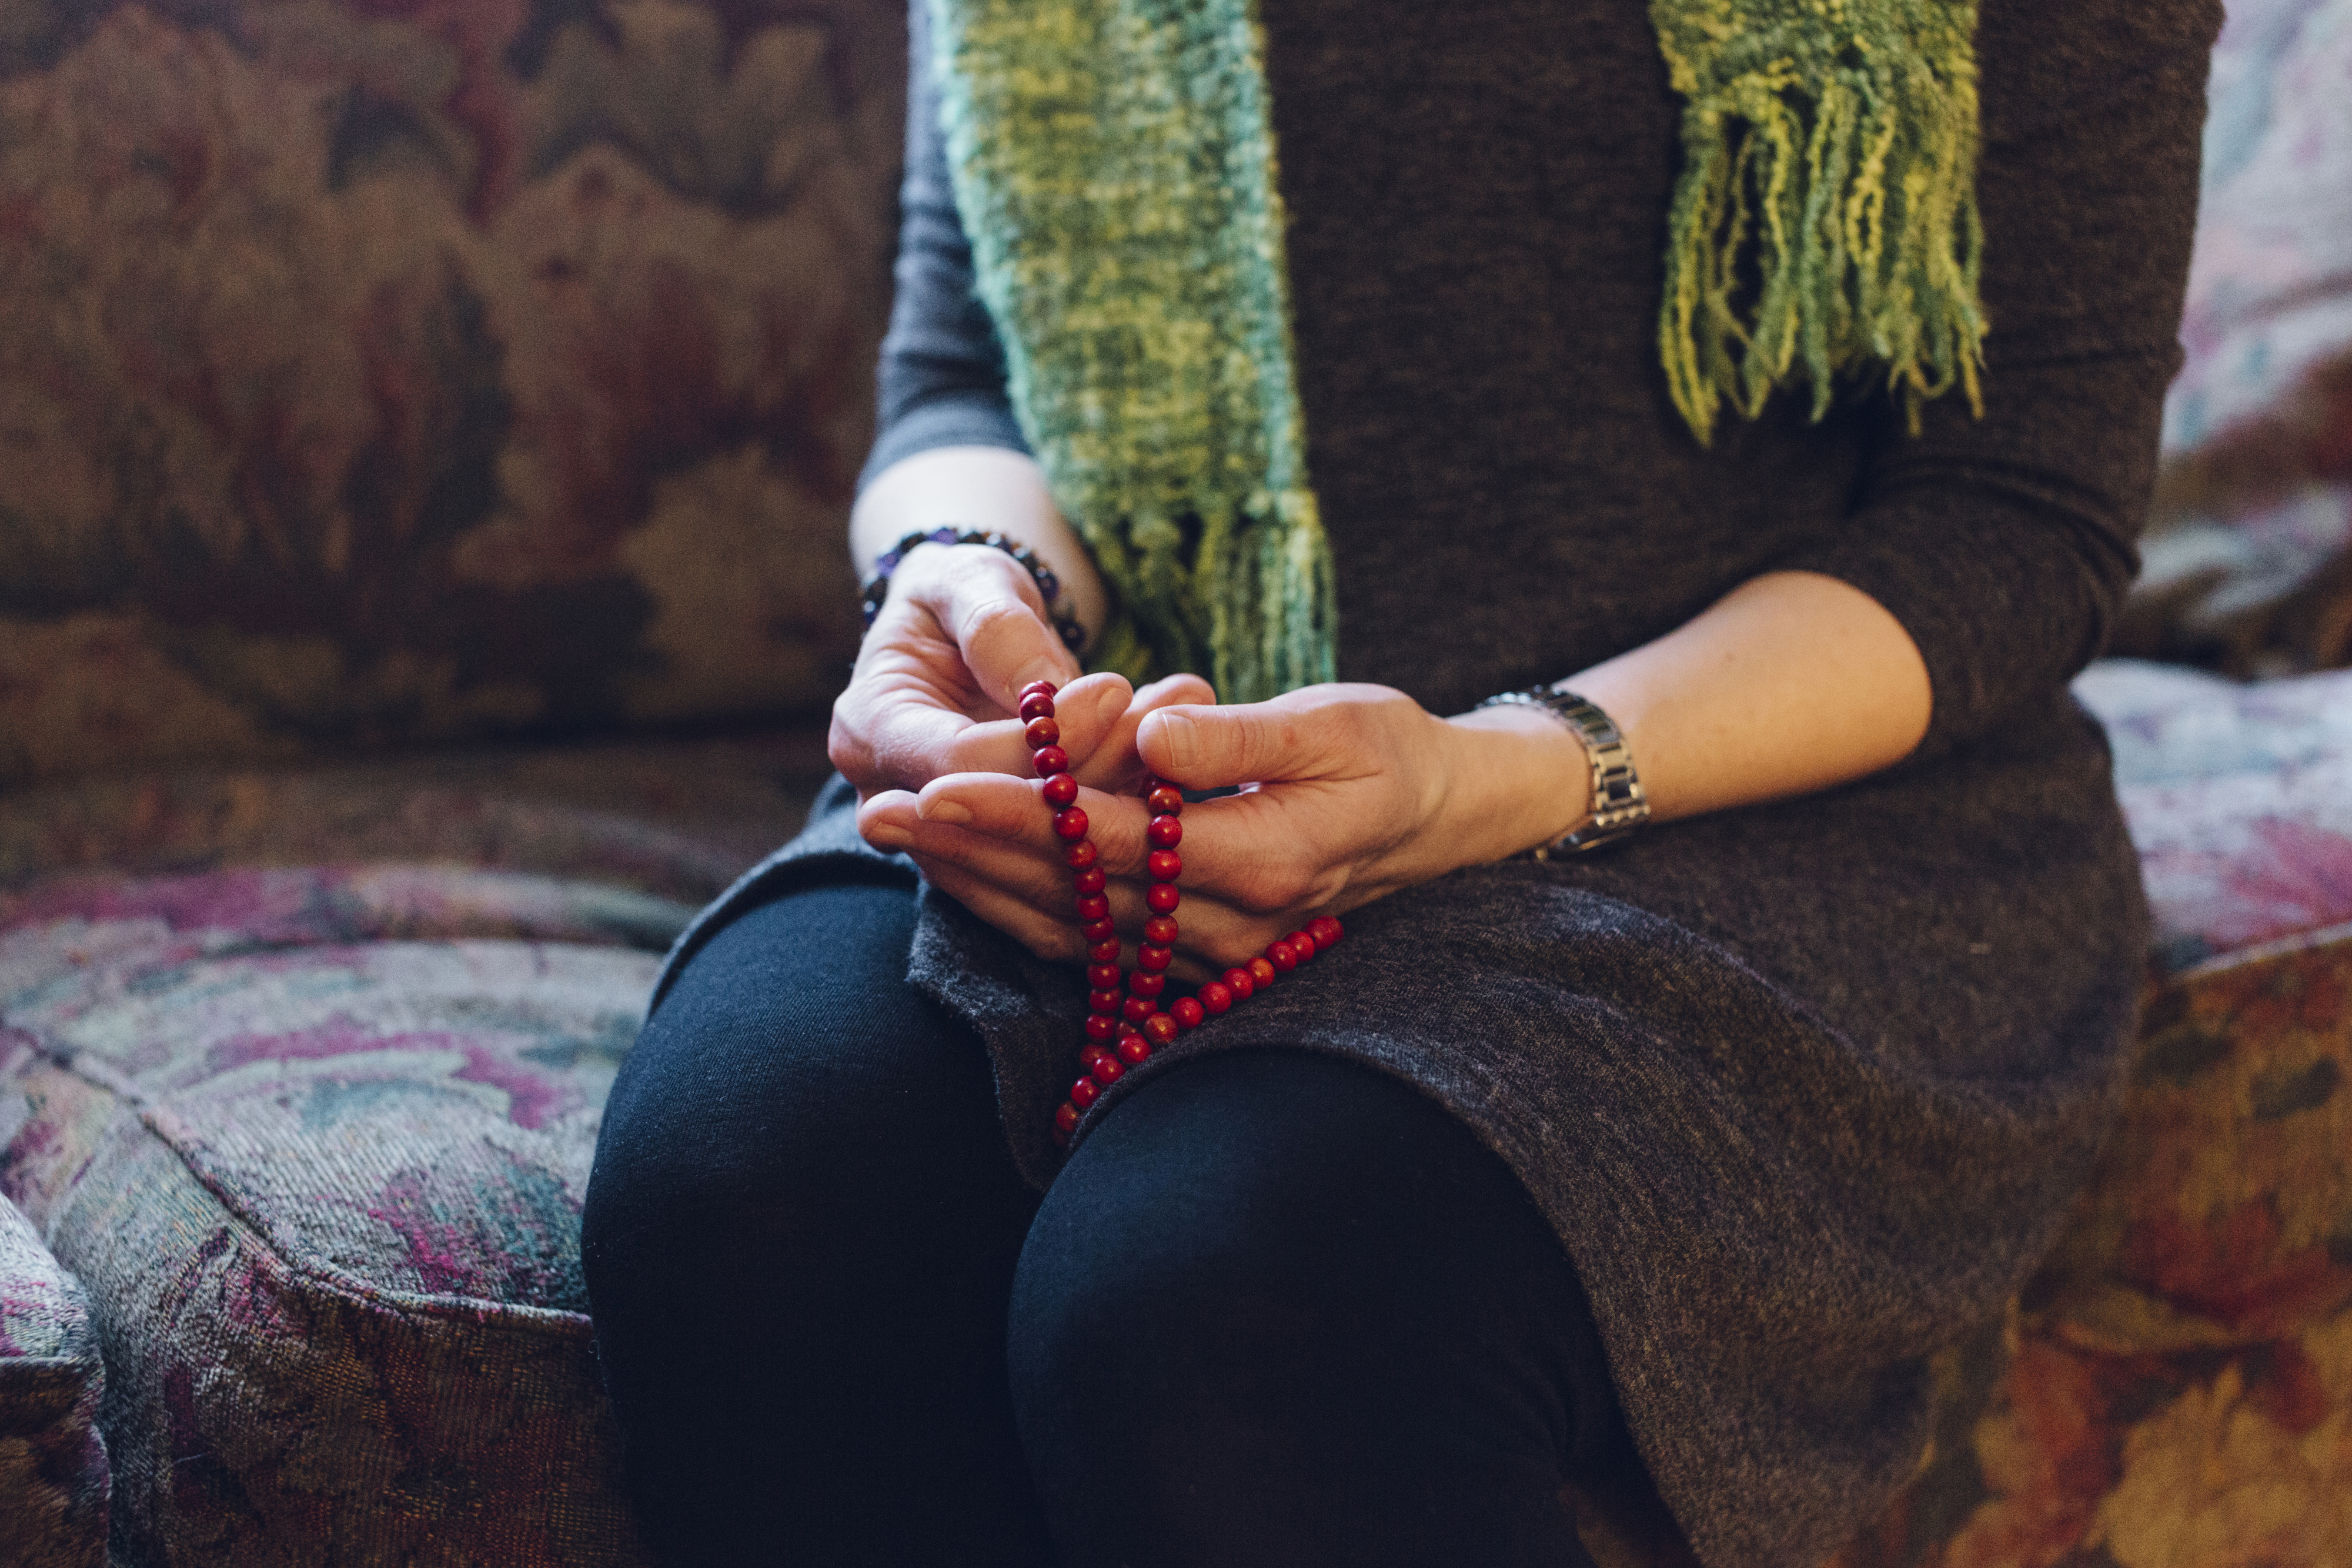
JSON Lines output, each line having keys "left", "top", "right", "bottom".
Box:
{"left": 1475, "top": 686, "right": 1649, "bottom": 858}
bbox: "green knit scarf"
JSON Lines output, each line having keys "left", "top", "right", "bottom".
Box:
{"left": 927, "top": 0, "right": 1987, "bottom": 704}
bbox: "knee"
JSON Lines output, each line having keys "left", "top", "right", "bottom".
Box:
{"left": 1007, "top": 1049, "right": 1601, "bottom": 1463}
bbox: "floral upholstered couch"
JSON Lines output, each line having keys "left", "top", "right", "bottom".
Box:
{"left": 4, "top": 1, "right": 2352, "bottom": 1566}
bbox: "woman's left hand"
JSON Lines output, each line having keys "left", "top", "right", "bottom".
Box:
{"left": 858, "top": 682, "right": 1591, "bottom": 977}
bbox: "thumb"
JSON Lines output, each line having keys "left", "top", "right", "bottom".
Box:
{"left": 1140, "top": 702, "right": 1314, "bottom": 788}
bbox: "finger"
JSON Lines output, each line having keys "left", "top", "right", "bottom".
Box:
{"left": 1081, "top": 673, "right": 1217, "bottom": 790}
{"left": 853, "top": 697, "right": 993, "bottom": 796}
{"left": 1140, "top": 783, "right": 1352, "bottom": 920}
{"left": 1023, "top": 673, "right": 1135, "bottom": 781}
{"left": 1138, "top": 693, "right": 1352, "bottom": 791}
{"left": 928, "top": 561, "right": 1083, "bottom": 711}
{"left": 844, "top": 664, "right": 1130, "bottom": 791}
{"left": 916, "top": 774, "right": 1155, "bottom": 871}
{"left": 857, "top": 788, "right": 925, "bottom": 852}
{"left": 915, "top": 857, "right": 1088, "bottom": 963}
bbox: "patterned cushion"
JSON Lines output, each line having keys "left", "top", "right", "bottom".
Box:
{"left": 0, "top": 1189, "right": 108, "bottom": 1568}
{"left": 2081, "top": 659, "right": 2352, "bottom": 971}
{"left": 0, "top": 868, "right": 669, "bottom": 1563}
{"left": 0, "top": 0, "right": 903, "bottom": 786}
{"left": 2122, "top": 0, "right": 2352, "bottom": 675}
{"left": 2161, "top": 0, "right": 2352, "bottom": 469}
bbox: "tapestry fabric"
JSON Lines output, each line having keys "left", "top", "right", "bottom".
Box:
{"left": 0, "top": 1191, "right": 109, "bottom": 1568}
{"left": 1822, "top": 928, "right": 2352, "bottom": 1568}
{"left": 0, "top": 731, "right": 830, "bottom": 897}
{"left": 2079, "top": 660, "right": 2352, "bottom": 970}
{"left": 0, "top": 868, "right": 673, "bottom": 1564}
{"left": 0, "top": 0, "right": 904, "bottom": 787}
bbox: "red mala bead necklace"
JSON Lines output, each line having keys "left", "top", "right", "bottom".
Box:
{"left": 1017, "top": 680, "right": 1342, "bottom": 1148}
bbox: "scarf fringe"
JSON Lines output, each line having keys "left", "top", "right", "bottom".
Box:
{"left": 1088, "top": 489, "right": 1337, "bottom": 703}
{"left": 1655, "top": 2, "right": 1989, "bottom": 443}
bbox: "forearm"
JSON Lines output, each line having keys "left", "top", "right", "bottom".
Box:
{"left": 1447, "top": 570, "right": 1932, "bottom": 849}
{"left": 853, "top": 446, "right": 1112, "bottom": 649}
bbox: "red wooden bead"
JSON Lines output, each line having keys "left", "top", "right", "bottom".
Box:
{"left": 1222, "top": 967, "right": 1254, "bottom": 999}
{"left": 1018, "top": 679, "right": 1059, "bottom": 705}
{"left": 1138, "top": 944, "right": 1173, "bottom": 972}
{"left": 1172, "top": 996, "right": 1205, "bottom": 1029}
{"left": 1034, "top": 746, "right": 1071, "bottom": 778}
{"left": 1090, "top": 988, "right": 1123, "bottom": 1015}
{"left": 1073, "top": 865, "right": 1108, "bottom": 895}
{"left": 1127, "top": 971, "right": 1166, "bottom": 998}
{"left": 1025, "top": 717, "right": 1061, "bottom": 749}
{"left": 1091, "top": 1055, "right": 1125, "bottom": 1085}
{"left": 1054, "top": 807, "right": 1090, "bottom": 841}
{"left": 1147, "top": 815, "right": 1184, "bottom": 848}
{"left": 1043, "top": 773, "right": 1080, "bottom": 808}
{"left": 1020, "top": 694, "right": 1056, "bottom": 724}
{"left": 1309, "top": 915, "right": 1343, "bottom": 948}
{"left": 1065, "top": 841, "right": 1099, "bottom": 870}
{"left": 1247, "top": 956, "right": 1277, "bottom": 987}
{"left": 1143, "top": 916, "right": 1180, "bottom": 947}
{"left": 1075, "top": 894, "right": 1111, "bottom": 922}
{"left": 1144, "top": 1012, "right": 1179, "bottom": 1045}
{"left": 1088, "top": 938, "right": 1122, "bottom": 964}
{"left": 1082, "top": 917, "right": 1117, "bottom": 943}
{"left": 1147, "top": 850, "right": 1182, "bottom": 882}
{"left": 1055, "top": 1101, "right": 1080, "bottom": 1134}
{"left": 1284, "top": 930, "right": 1316, "bottom": 959}
{"left": 1122, "top": 995, "right": 1157, "bottom": 1025}
{"left": 1200, "top": 981, "right": 1233, "bottom": 1014}
{"left": 1081, "top": 1044, "right": 1110, "bottom": 1072}
{"left": 1071, "top": 1078, "right": 1100, "bottom": 1108}
{"left": 1267, "top": 940, "right": 1298, "bottom": 972}
{"left": 1087, "top": 962, "right": 1122, "bottom": 991}
{"left": 1117, "top": 1034, "right": 1153, "bottom": 1064}
{"left": 1147, "top": 883, "right": 1181, "bottom": 914}
{"left": 1117, "top": 1021, "right": 1145, "bottom": 1042}
{"left": 1147, "top": 784, "right": 1184, "bottom": 815}
{"left": 1086, "top": 1014, "right": 1118, "bottom": 1042}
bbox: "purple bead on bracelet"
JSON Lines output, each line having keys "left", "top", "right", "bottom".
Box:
{"left": 860, "top": 526, "right": 1085, "bottom": 650}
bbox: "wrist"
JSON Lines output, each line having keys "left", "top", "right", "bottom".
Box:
{"left": 864, "top": 527, "right": 1088, "bottom": 651}
{"left": 1441, "top": 704, "right": 1595, "bottom": 862}
{"left": 851, "top": 446, "right": 1110, "bottom": 643}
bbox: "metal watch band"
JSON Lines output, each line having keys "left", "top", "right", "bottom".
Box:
{"left": 1475, "top": 686, "right": 1650, "bottom": 858}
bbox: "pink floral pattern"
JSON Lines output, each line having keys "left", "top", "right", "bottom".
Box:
{"left": 2077, "top": 660, "right": 2352, "bottom": 970}
{"left": 0, "top": 0, "right": 902, "bottom": 786}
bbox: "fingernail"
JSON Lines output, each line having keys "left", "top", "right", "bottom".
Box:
{"left": 919, "top": 798, "right": 973, "bottom": 826}
{"left": 866, "top": 824, "right": 913, "bottom": 851}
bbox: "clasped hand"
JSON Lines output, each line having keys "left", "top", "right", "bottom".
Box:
{"left": 830, "top": 543, "right": 1541, "bottom": 981}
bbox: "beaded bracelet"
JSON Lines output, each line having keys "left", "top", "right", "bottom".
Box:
{"left": 860, "top": 526, "right": 1088, "bottom": 650}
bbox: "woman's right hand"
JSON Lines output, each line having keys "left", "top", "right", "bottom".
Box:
{"left": 828, "top": 538, "right": 1124, "bottom": 799}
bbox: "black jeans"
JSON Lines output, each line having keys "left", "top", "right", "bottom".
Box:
{"left": 583, "top": 881, "right": 1623, "bottom": 1566}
